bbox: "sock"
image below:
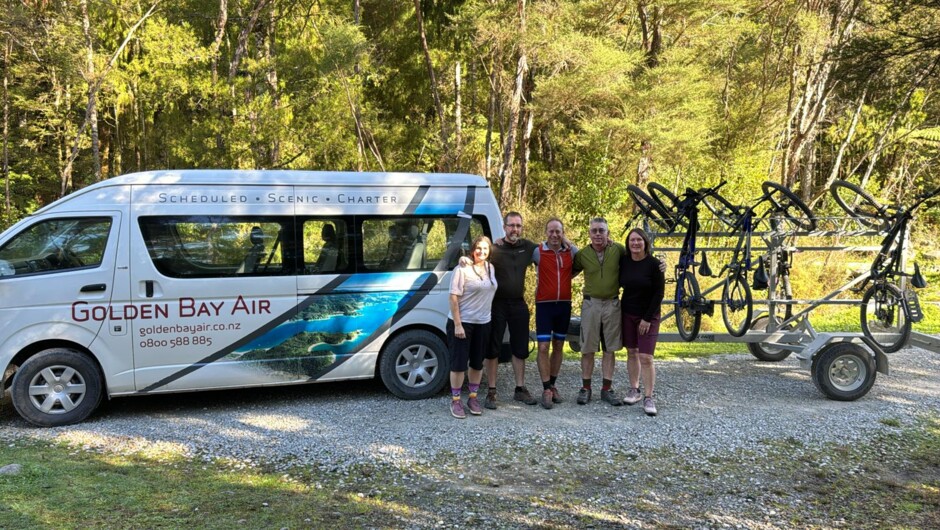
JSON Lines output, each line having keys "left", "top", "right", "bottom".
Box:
{"left": 515, "top": 386, "right": 525, "bottom": 393}
{"left": 549, "top": 376, "right": 557, "bottom": 387}
{"left": 542, "top": 381, "right": 552, "bottom": 390}
{"left": 451, "top": 388, "right": 461, "bottom": 399}
{"left": 582, "top": 379, "right": 591, "bottom": 389}
{"left": 602, "top": 379, "right": 612, "bottom": 391}
{"left": 468, "top": 383, "right": 479, "bottom": 397}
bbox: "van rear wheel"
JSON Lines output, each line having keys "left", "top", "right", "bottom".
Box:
{"left": 379, "top": 330, "right": 450, "bottom": 399}
{"left": 11, "top": 348, "right": 103, "bottom": 427}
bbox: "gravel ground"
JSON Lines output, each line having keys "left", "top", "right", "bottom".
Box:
{"left": 2, "top": 346, "right": 939, "bottom": 528}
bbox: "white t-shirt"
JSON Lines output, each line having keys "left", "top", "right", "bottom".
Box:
{"left": 448, "top": 262, "right": 498, "bottom": 324}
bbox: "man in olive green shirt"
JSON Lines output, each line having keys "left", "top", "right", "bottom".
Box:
{"left": 573, "top": 217, "right": 625, "bottom": 406}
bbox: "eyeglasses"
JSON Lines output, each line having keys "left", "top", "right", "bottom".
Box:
{"left": 589, "top": 228, "right": 608, "bottom": 234}
{"left": 505, "top": 223, "right": 522, "bottom": 228}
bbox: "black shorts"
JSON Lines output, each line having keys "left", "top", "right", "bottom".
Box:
{"left": 447, "top": 319, "right": 489, "bottom": 372}
{"left": 535, "top": 301, "right": 571, "bottom": 343}
{"left": 487, "top": 298, "right": 531, "bottom": 360}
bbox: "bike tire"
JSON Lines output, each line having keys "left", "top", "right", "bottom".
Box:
{"left": 761, "top": 181, "right": 817, "bottom": 231}
{"left": 628, "top": 184, "right": 676, "bottom": 233}
{"left": 647, "top": 183, "right": 688, "bottom": 230}
{"left": 701, "top": 189, "right": 742, "bottom": 229}
{"left": 721, "top": 271, "right": 753, "bottom": 337}
{"left": 830, "top": 180, "right": 887, "bottom": 230}
{"left": 860, "top": 282, "right": 910, "bottom": 353}
{"left": 675, "top": 271, "right": 702, "bottom": 342}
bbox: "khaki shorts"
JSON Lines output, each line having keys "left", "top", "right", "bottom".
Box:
{"left": 580, "top": 297, "right": 622, "bottom": 353}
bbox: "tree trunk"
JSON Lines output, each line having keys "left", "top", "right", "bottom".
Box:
{"left": 413, "top": 0, "right": 449, "bottom": 168}
{"left": 518, "top": 70, "right": 535, "bottom": 202}
{"left": 2, "top": 38, "right": 9, "bottom": 221}
{"left": 81, "top": 0, "right": 101, "bottom": 182}
{"left": 809, "top": 84, "right": 867, "bottom": 208}
{"left": 497, "top": 0, "right": 527, "bottom": 208}
{"left": 484, "top": 58, "right": 496, "bottom": 180}
{"left": 265, "top": 5, "right": 279, "bottom": 166}
{"left": 455, "top": 61, "right": 462, "bottom": 163}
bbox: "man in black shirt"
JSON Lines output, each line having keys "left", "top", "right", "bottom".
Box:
{"left": 484, "top": 212, "right": 539, "bottom": 408}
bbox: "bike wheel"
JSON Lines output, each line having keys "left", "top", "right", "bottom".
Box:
{"left": 628, "top": 184, "right": 676, "bottom": 233}
{"left": 761, "top": 181, "right": 817, "bottom": 231}
{"left": 674, "top": 271, "right": 702, "bottom": 342}
{"left": 701, "top": 190, "right": 742, "bottom": 229}
{"left": 721, "top": 271, "right": 753, "bottom": 337}
{"left": 830, "top": 180, "right": 886, "bottom": 229}
{"left": 861, "top": 282, "right": 910, "bottom": 353}
{"left": 647, "top": 183, "right": 688, "bottom": 231}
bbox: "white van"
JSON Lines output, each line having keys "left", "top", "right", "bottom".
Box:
{"left": 0, "top": 170, "right": 503, "bottom": 426}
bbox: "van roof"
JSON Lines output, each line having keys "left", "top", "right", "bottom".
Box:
{"left": 91, "top": 169, "right": 489, "bottom": 187}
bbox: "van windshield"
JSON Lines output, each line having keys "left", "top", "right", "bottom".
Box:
{"left": 0, "top": 217, "right": 112, "bottom": 276}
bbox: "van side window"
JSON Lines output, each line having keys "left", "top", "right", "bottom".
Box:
{"left": 0, "top": 217, "right": 112, "bottom": 276}
{"left": 140, "top": 217, "right": 286, "bottom": 277}
{"left": 301, "top": 219, "right": 348, "bottom": 274}
{"left": 361, "top": 217, "right": 485, "bottom": 271}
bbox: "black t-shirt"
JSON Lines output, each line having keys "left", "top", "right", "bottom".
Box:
{"left": 619, "top": 253, "right": 665, "bottom": 321}
{"left": 489, "top": 238, "right": 537, "bottom": 299}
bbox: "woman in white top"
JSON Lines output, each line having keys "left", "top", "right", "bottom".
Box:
{"left": 447, "top": 235, "right": 498, "bottom": 419}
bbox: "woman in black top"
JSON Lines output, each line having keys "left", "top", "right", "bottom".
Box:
{"left": 619, "top": 228, "right": 665, "bottom": 416}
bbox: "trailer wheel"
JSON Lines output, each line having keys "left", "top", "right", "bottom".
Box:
{"left": 379, "top": 330, "right": 450, "bottom": 399}
{"left": 811, "top": 343, "right": 876, "bottom": 401}
{"left": 746, "top": 315, "right": 792, "bottom": 362}
{"left": 11, "top": 348, "right": 103, "bottom": 427}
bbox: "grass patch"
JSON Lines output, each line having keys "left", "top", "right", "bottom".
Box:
{"left": 0, "top": 440, "right": 401, "bottom": 529}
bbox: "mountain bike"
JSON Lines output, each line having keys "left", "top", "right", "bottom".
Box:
{"left": 830, "top": 180, "right": 940, "bottom": 352}
{"left": 717, "top": 182, "right": 816, "bottom": 337}
{"left": 626, "top": 184, "right": 683, "bottom": 234}
{"left": 669, "top": 182, "right": 729, "bottom": 341}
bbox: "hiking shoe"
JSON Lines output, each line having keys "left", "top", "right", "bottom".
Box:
{"left": 643, "top": 396, "right": 658, "bottom": 416}
{"left": 451, "top": 399, "right": 466, "bottom": 419}
{"left": 577, "top": 387, "right": 591, "bottom": 405}
{"left": 467, "top": 396, "right": 483, "bottom": 415}
{"left": 540, "top": 389, "right": 554, "bottom": 410}
{"left": 484, "top": 392, "right": 498, "bottom": 410}
{"left": 622, "top": 388, "right": 642, "bottom": 406}
{"left": 550, "top": 386, "right": 563, "bottom": 404}
{"left": 514, "top": 387, "right": 538, "bottom": 405}
{"left": 601, "top": 388, "right": 623, "bottom": 406}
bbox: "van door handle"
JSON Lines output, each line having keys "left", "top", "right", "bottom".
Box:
{"left": 81, "top": 283, "right": 107, "bottom": 293}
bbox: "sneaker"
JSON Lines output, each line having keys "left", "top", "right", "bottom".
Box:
{"left": 577, "top": 387, "right": 591, "bottom": 405}
{"left": 540, "top": 389, "right": 554, "bottom": 410}
{"left": 484, "top": 392, "right": 498, "bottom": 410}
{"left": 622, "top": 388, "right": 642, "bottom": 406}
{"left": 451, "top": 399, "right": 466, "bottom": 419}
{"left": 550, "top": 386, "right": 564, "bottom": 404}
{"left": 643, "top": 396, "right": 657, "bottom": 416}
{"left": 467, "top": 396, "right": 482, "bottom": 415}
{"left": 601, "top": 388, "right": 623, "bottom": 406}
{"left": 514, "top": 387, "right": 538, "bottom": 405}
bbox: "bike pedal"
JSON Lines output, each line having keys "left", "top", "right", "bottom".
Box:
{"left": 904, "top": 289, "right": 924, "bottom": 323}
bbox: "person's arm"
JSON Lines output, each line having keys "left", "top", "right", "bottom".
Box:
{"left": 645, "top": 258, "right": 666, "bottom": 323}
{"left": 449, "top": 268, "right": 466, "bottom": 338}
{"left": 449, "top": 294, "right": 465, "bottom": 338}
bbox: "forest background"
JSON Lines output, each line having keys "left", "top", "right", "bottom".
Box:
{"left": 0, "top": 0, "right": 939, "bottom": 316}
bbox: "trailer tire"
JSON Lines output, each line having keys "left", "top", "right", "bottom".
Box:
{"left": 811, "top": 343, "right": 876, "bottom": 401}
{"left": 379, "top": 330, "right": 450, "bottom": 400}
{"left": 746, "top": 315, "right": 792, "bottom": 362}
{"left": 11, "top": 348, "right": 103, "bottom": 427}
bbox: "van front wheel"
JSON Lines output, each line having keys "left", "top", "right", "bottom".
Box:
{"left": 379, "top": 330, "right": 450, "bottom": 399}
{"left": 11, "top": 348, "right": 103, "bottom": 427}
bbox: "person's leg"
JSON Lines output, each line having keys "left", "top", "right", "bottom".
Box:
{"left": 639, "top": 353, "right": 655, "bottom": 397}
{"left": 627, "top": 348, "right": 640, "bottom": 389}
{"left": 536, "top": 342, "right": 551, "bottom": 384}
{"left": 508, "top": 299, "right": 532, "bottom": 394}
{"left": 484, "top": 300, "right": 508, "bottom": 408}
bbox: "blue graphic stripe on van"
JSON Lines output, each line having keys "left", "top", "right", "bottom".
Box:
{"left": 403, "top": 185, "right": 429, "bottom": 215}
{"left": 302, "top": 187, "right": 477, "bottom": 380}
{"left": 138, "top": 274, "right": 353, "bottom": 393}
{"left": 334, "top": 271, "right": 430, "bottom": 291}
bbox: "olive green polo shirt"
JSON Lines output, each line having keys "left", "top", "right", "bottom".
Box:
{"left": 573, "top": 242, "right": 625, "bottom": 299}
